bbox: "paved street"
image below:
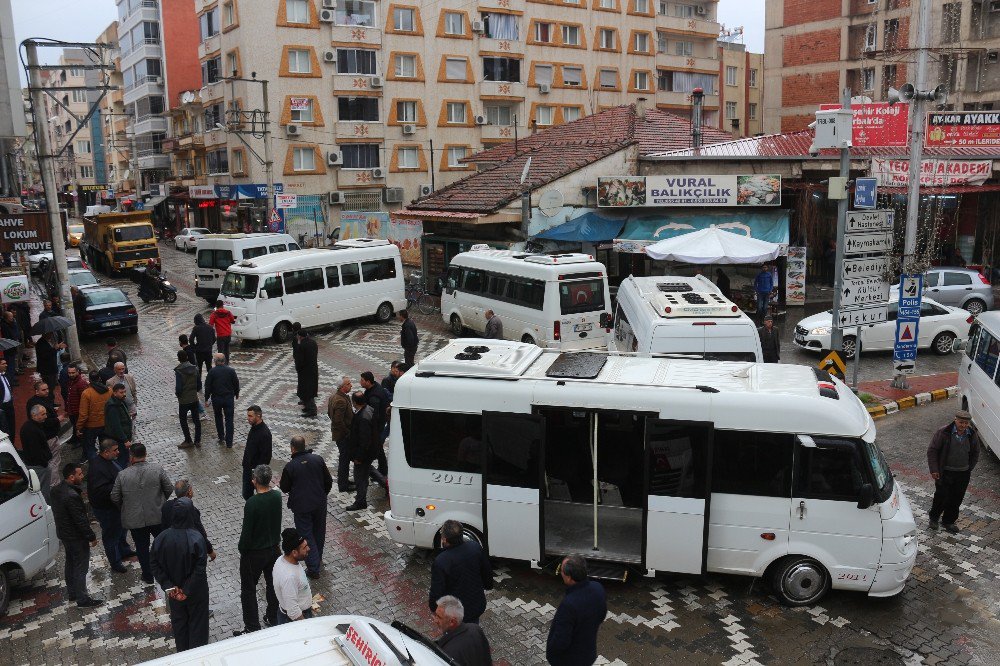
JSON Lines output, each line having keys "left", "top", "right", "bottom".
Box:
{"left": 3, "top": 243, "right": 999, "bottom": 665}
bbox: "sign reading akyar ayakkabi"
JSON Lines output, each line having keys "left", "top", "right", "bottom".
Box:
{"left": 597, "top": 175, "right": 781, "bottom": 208}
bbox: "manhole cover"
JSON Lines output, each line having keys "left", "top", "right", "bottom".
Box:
{"left": 834, "top": 647, "right": 905, "bottom": 666}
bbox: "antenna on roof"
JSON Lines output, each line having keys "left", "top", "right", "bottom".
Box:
{"left": 520, "top": 157, "right": 532, "bottom": 184}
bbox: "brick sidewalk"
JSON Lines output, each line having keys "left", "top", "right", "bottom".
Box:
{"left": 857, "top": 372, "right": 959, "bottom": 403}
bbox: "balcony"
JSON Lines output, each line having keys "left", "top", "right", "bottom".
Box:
{"left": 330, "top": 24, "right": 382, "bottom": 47}
{"left": 656, "top": 53, "right": 718, "bottom": 73}
{"left": 479, "top": 80, "right": 525, "bottom": 99}
{"left": 478, "top": 0, "right": 525, "bottom": 12}
{"left": 655, "top": 89, "right": 720, "bottom": 108}
{"left": 123, "top": 77, "right": 165, "bottom": 106}
{"left": 481, "top": 124, "right": 517, "bottom": 141}
{"left": 655, "top": 14, "right": 719, "bottom": 36}
{"left": 119, "top": 3, "right": 158, "bottom": 33}
{"left": 198, "top": 34, "right": 222, "bottom": 60}
{"left": 137, "top": 154, "right": 170, "bottom": 170}
{"left": 335, "top": 121, "right": 386, "bottom": 140}
{"left": 478, "top": 38, "right": 524, "bottom": 55}
{"left": 121, "top": 40, "right": 162, "bottom": 68}
{"left": 201, "top": 80, "right": 226, "bottom": 102}
{"left": 204, "top": 127, "right": 227, "bottom": 147}
{"left": 134, "top": 116, "right": 168, "bottom": 135}
{"left": 178, "top": 134, "right": 205, "bottom": 148}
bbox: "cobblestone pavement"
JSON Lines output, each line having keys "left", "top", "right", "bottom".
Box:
{"left": 3, "top": 244, "right": 998, "bottom": 665}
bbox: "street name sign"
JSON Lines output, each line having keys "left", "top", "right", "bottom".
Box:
{"left": 846, "top": 210, "right": 894, "bottom": 233}
{"left": 841, "top": 276, "right": 891, "bottom": 308}
{"left": 844, "top": 232, "right": 893, "bottom": 254}
{"left": 842, "top": 256, "right": 889, "bottom": 279}
{"left": 854, "top": 178, "right": 878, "bottom": 209}
{"left": 837, "top": 303, "right": 889, "bottom": 327}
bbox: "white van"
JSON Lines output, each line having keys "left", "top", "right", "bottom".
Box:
{"left": 223, "top": 239, "right": 407, "bottom": 342}
{"left": 609, "top": 275, "right": 763, "bottom": 361}
{"left": 958, "top": 310, "right": 1000, "bottom": 457}
{"left": 385, "top": 340, "right": 918, "bottom": 606}
{"left": 441, "top": 247, "right": 611, "bottom": 350}
{"left": 0, "top": 436, "right": 59, "bottom": 616}
{"left": 195, "top": 233, "right": 299, "bottom": 303}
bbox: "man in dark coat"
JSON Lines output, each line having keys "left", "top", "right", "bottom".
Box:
{"left": 0, "top": 358, "right": 12, "bottom": 438}
{"left": 161, "top": 480, "right": 217, "bottom": 561}
{"left": 241, "top": 405, "right": 272, "bottom": 500}
{"left": 104, "top": 382, "right": 134, "bottom": 468}
{"left": 291, "top": 322, "right": 302, "bottom": 400}
{"left": 51, "top": 463, "right": 103, "bottom": 607}
{"left": 19, "top": 404, "right": 54, "bottom": 502}
{"left": 26, "top": 380, "right": 60, "bottom": 441}
{"left": 433, "top": 595, "right": 493, "bottom": 666}
{"left": 34, "top": 332, "right": 65, "bottom": 399}
{"left": 399, "top": 309, "right": 418, "bottom": 366}
{"left": 927, "top": 410, "right": 981, "bottom": 534}
{"left": 346, "top": 391, "right": 375, "bottom": 512}
{"left": 151, "top": 498, "right": 210, "bottom": 652}
{"left": 1, "top": 309, "right": 21, "bottom": 383}
{"left": 175, "top": 350, "right": 201, "bottom": 449}
{"left": 715, "top": 268, "right": 732, "bottom": 299}
{"left": 757, "top": 315, "right": 780, "bottom": 363}
{"left": 546, "top": 555, "right": 607, "bottom": 666}
{"left": 428, "top": 520, "right": 493, "bottom": 623}
{"left": 205, "top": 353, "right": 240, "bottom": 447}
{"left": 359, "top": 371, "right": 390, "bottom": 486}
{"left": 278, "top": 436, "right": 333, "bottom": 579}
{"left": 88, "top": 439, "right": 134, "bottom": 573}
{"left": 295, "top": 330, "right": 319, "bottom": 417}
{"left": 189, "top": 314, "right": 216, "bottom": 385}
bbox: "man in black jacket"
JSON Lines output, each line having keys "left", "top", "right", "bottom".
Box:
{"left": 359, "top": 372, "right": 391, "bottom": 487}
{"left": 26, "top": 380, "right": 60, "bottom": 440}
{"left": 546, "top": 555, "right": 607, "bottom": 666}
{"left": 88, "top": 439, "right": 134, "bottom": 573}
{"left": 346, "top": 391, "right": 375, "bottom": 512}
{"left": 399, "top": 309, "right": 418, "bottom": 367}
{"left": 205, "top": 353, "right": 240, "bottom": 447}
{"left": 295, "top": 330, "right": 319, "bottom": 417}
{"left": 34, "top": 333, "right": 65, "bottom": 399}
{"left": 151, "top": 498, "right": 210, "bottom": 652}
{"left": 433, "top": 595, "right": 493, "bottom": 666}
{"left": 20, "top": 404, "right": 54, "bottom": 502}
{"left": 189, "top": 314, "right": 216, "bottom": 385}
{"left": 51, "top": 463, "right": 103, "bottom": 608}
{"left": 428, "top": 520, "right": 493, "bottom": 623}
{"left": 242, "top": 405, "right": 272, "bottom": 500}
{"left": 757, "top": 315, "right": 781, "bottom": 363}
{"left": 161, "top": 480, "right": 217, "bottom": 562}
{"left": 278, "top": 435, "right": 333, "bottom": 579}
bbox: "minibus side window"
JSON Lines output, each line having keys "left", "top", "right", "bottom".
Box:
{"left": 341, "top": 263, "right": 361, "bottom": 285}
{"left": 197, "top": 249, "right": 214, "bottom": 269}
{"left": 244, "top": 246, "right": 268, "bottom": 259}
{"left": 966, "top": 323, "right": 981, "bottom": 361}
{"left": 614, "top": 304, "right": 637, "bottom": 352}
{"left": 288, "top": 242, "right": 300, "bottom": 250}
{"left": 361, "top": 258, "right": 397, "bottom": 282}
{"left": 0, "top": 452, "right": 28, "bottom": 504}
{"left": 269, "top": 244, "right": 288, "bottom": 253}
{"left": 283, "top": 268, "right": 324, "bottom": 295}
{"left": 712, "top": 431, "right": 793, "bottom": 497}
{"left": 794, "top": 441, "right": 865, "bottom": 502}
{"left": 262, "top": 276, "right": 283, "bottom": 298}
{"left": 398, "top": 409, "right": 483, "bottom": 473}
{"left": 488, "top": 275, "right": 507, "bottom": 298}
{"left": 326, "top": 266, "right": 340, "bottom": 288}
{"left": 445, "top": 267, "right": 461, "bottom": 292}
{"left": 463, "top": 269, "right": 485, "bottom": 294}
{"left": 974, "top": 329, "right": 1000, "bottom": 380}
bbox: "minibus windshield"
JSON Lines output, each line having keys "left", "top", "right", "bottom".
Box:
{"left": 863, "top": 440, "right": 894, "bottom": 501}
{"left": 221, "top": 272, "right": 259, "bottom": 299}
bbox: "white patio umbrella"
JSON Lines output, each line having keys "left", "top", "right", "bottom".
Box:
{"left": 643, "top": 227, "right": 782, "bottom": 264}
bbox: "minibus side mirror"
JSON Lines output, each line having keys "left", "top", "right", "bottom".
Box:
{"left": 259, "top": 290, "right": 269, "bottom": 300}
{"left": 857, "top": 483, "right": 874, "bottom": 510}
{"left": 952, "top": 338, "right": 967, "bottom": 353}
{"left": 28, "top": 469, "right": 41, "bottom": 494}
{"left": 600, "top": 312, "right": 612, "bottom": 329}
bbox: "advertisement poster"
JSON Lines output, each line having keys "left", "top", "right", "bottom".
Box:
{"left": 926, "top": 111, "right": 1000, "bottom": 147}
{"left": 786, "top": 246, "right": 806, "bottom": 306}
{"left": 0, "top": 212, "right": 53, "bottom": 253}
{"left": 598, "top": 175, "right": 781, "bottom": 207}
{"left": 870, "top": 158, "right": 992, "bottom": 187}
{"left": 819, "top": 103, "right": 909, "bottom": 147}
{"left": 290, "top": 97, "right": 311, "bottom": 111}
{"left": 0, "top": 275, "right": 30, "bottom": 304}
{"left": 342, "top": 211, "right": 423, "bottom": 265}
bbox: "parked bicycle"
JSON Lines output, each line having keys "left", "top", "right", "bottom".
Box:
{"left": 406, "top": 277, "right": 438, "bottom": 315}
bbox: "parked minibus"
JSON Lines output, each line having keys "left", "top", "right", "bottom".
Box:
{"left": 195, "top": 233, "right": 299, "bottom": 303}
{"left": 222, "top": 239, "right": 406, "bottom": 342}
{"left": 385, "top": 340, "right": 918, "bottom": 606}
{"left": 440, "top": 246, "right": 611, "bottom": 350}
{"left": 958, "top": 310, "right": 1000, "bottom": 457}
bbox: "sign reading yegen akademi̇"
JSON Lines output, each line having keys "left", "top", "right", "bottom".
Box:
{"left": 597, "top": 175, "right": 781, "bottom": 208}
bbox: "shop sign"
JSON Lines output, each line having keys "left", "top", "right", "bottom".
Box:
{"left": 597, "top": 175, "right": 781, "bottom": 208}
{"left": 819, "top": 103, "right": 909, "bottom": 147}
{"left": 290, "top": 97, "right": 311, "bottom": 111}
{"left": 870, "top": 158, "right": 993, "bottom": 187}
{"left": 275, "top": 194, "right": 297, "bottom": 209}
{"left": 189, "top": 185, "right": 216, "bottom": 199}
{"left": 0, "top": 275, "right": 30, "bottom": 304}
{"left": 926, "top": 111, "right": 1000, "bottom": 147}
{"left": 80, "top": 183, "right": 110, "bottom": 192}
{"left": 0, "top": 212, "right": 53, "bottom": 253}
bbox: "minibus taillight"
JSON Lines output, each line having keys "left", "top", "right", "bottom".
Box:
{"left": 553, "top": 320, "right": 561, "bottom": 340}
{"left": 731, "top": 305, "right": 738, "bottom": 312}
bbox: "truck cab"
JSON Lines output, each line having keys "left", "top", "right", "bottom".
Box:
{"left": 81, "top": 211, "right": 160, "bottom": 275}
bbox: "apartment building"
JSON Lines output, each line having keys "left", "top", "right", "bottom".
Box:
{"left": 718, "top": 40, "right": 763, "bottom": 137}
{"left": 764, "top": 0, "right": 1000, "bottom": 134}
{"left": 42, "top": 51, "right": 97, "bottom": 199}
{"left": 115, "top": 0, "right": 200, "bottom": 194}
{"left": 189, "top": 0, "right": 721, "bottom": 228}
{"left": 94, "top": 22, "right": 133, "bottom": 195}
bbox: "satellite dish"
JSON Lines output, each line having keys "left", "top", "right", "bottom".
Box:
{"left": 538, "top": 189, "right": 564, "bottom": 217}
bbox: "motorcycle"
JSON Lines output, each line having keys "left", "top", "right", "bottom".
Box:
{"left": 138, "top": 272, "right": 178, "bottom": 303}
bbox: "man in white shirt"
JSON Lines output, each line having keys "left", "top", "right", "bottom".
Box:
{"left": 273, "top": 528, "right": 314, "bottom": 624}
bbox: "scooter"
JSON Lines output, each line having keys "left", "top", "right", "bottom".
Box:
{"left": 138, "top": 273, "right": 178, "bottom": 303}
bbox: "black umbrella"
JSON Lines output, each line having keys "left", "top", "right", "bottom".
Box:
{"left": 0, "top": 338, "right": 21, "bottom": 351}
{"left": 30, "top": 316, "right": 74, "bottom": 336}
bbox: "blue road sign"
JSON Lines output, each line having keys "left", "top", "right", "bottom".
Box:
{"left": 894, "top": 274, "right": 923, "bottom": 366}
{"left": 854, "top": 177, "right": 878, "bottom": 209}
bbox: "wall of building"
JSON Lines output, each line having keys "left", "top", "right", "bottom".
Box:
{"left": 44, "top": 51, "right": 96, "bottom": 194}
{"left": 717, "top": 41, "right": 763, "bottom": 137}
{"left": 161, "top": 0, "right": 201, "bottom": 106}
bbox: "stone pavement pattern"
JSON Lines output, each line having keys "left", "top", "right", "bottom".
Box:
{"left": 2, "top": 244, "right": 998, "bottom": 665}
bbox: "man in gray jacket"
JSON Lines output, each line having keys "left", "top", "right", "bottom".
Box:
{"left": 111, "top": 443, "right": 173, "bottom": 585}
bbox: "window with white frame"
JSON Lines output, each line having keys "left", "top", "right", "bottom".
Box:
{"left": 225, "top": 52, "right": 238, "bottom": 76}
{"left": 657, "top": 32, "right": 667, "bottom": 52}
{"left": 749, "top": 68, "right": 758, "bottom": 87}
{"left": 394, "top": 54, "right": 416, "bottom": 78}
{"left": 563, "top": 106, "right": 581, "bottom": 122}
{"left": 600, "top": 0, "right": 615, "bottom": 8}
{"left": 562, "top": 66, "right": 582, "bottom": 86}
{"left": 862, "top": 67, "right": 875, "bottom": 91}
{"left": 288, "top": 49, "right": 312, "bottom": 74}
{"left": 80, "top": 165, "right": 94, "bottom": 178}
{"left": 393, "top": 7, "right": 415, "bottom": 31}
{"left": 561, "top": 24, "right": 580, "bottom": 45}
{"left": 397, "top": 100, "right": 417, "bottom": 122}
{"left": 865, "top": 24, "right": 876, "bottom": 51}
{"left": 674, "top": 4, "right": 695, "bottom": 16}
{"left": 599, "top": 29, "right": 616, "bottom": 49}
{"left": 536, "top": 106, "right": 554, "bottom": 125}
{"left": 231, "top": 149, "right": 245, "bottom": 173}
{"left": 286, "top": 0, "right": 309, "bottom": 23}
{"left": 534, "top": 64, "right": 553, "bottom": 86}
{"left": 535, "top": 22, "right": 553, "bottom": 42}
{"left": 634, "top": 71, "right": 649, "bottom": 90}
{"left": 76, "top": 140, "right": 92, "bottom": 154}
{"left": 675, "top": 40, "right": 693, "bottom": 56}
{"left": 444, "top": 12, "right": 464, "bottom": 34}
{"left": 398, "top": 146, "right": 419, "bottom": 168}
{"left": 657, "top": 0, "right": 669, "bottom": 14}
{"left": 290, "top": 97, "right": 314, "bottom": 122}
{"left": 200, "top": 8, "right": 218, "bottom": 40}
{"left": 336, "top": 0, "right": 376, "bottom": 26}
{"left": 599, "top": 69, "right": 617, "bottom": 88}
{"left": 726, "top": 65, "right": 738, "bottom": 86}
{"left": 338, "top": 97, "right": 379, "bottom": 121}
{"left": 71, "top": 90, "right": 87, "bottom": 103}
{"left": 447, "top": 146, "right": 467, "bottom": 167}
{"left": 634, "top": 32, "right": 649, "bottom": 52}
{"left": 447, "top": 102, "right": 467, "bottom": 123}
{"left": 725, "top": 101, "right": 737, "bottom": 119}
{"left": 223, "top": 1, "right": 235, "bottom": 26}
{"left": 634, "top": 0, "right": 649, "bottom": 11}
{"left": 446, "top": 58, "right": 468, "bottom": 81}
{"left": 749, "top": 102, "right": 757, "bottom": 119}
{"left": 485, "top": 104, "right": 513, "bottom": 125}
{"left": 293, "top": 147, "right": 315, "bottom": 171}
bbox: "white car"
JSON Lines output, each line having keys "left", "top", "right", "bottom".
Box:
{"left": 29, "top": 252, "right": 86, "bottom": 276}
{"left": 793, "top": 297, "right": 972, "bottom": 359}
{"left": 174, "top": 227, "right": 211, "bottom": 252}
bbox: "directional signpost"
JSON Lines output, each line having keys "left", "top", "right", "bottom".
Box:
{"left": 843, "top": 231, "right": 893, "bottom": 254}
{"left": 841, "top": 276, "right": 891, "bottom": 308}
{"left": 842, "top": 256, "right": 889, "bottom": 279}
{"left": 854, "top": 177, "right": 878, "bottom": 209}
{"left": 845, "top": 209, "right": 894, "bottom": 234}
{"left": 893, "top": 274, "right": 923, "bottom": 375}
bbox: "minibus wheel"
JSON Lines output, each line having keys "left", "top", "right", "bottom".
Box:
{"left": 769, "top": 556, "right": 830, "bottom": 606}
{"left": 375, "top": 302, "right": 393, "bottom": 323}
{"left": 450, "top": 314, "right": 465, "bottom": 336}
{"left": 433, "top": 524, "right": 484, "bottom": 550}
{"left": 0, "top": 567, "right": 10, "bottom": 616}
{"left": 273, "top": 321, "right": 293, "bottom": 343}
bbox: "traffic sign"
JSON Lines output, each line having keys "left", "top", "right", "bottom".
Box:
{"left": 846, "top": 210, "right": 894, "bottom": 234}
{"left": 854, "top": 177, "right": 878, "bottom": 209}
{"left": 840, "top": 276, "right": 891, "bottom": 308}
{"left": 893, "top": 273, "right": 923, "bottom": 372}
{"left": 842, "top": 256, "right": 888, "bottom": 279}
{"left": 843, "top": 231, "right": 893, "bottom": 254}
{"left": 837, "top": 303, "right": 888, "bottom": 327}
{"left": 894, "top": 359, "right": 915, "bottom": 375}
{"left": 819, "top": 350, "right": 846, "bottom": 378}
{"left": 899, "top": 274, "right": 922, "bottom": 307}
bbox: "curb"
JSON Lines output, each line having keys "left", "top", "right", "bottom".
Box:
{"left": 866, "top": 386, "right": 959, "bottom": 419}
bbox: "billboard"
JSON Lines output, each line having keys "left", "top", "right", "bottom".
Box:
{"left": 342, "top": 211, "right": 423, "bottom": 265}
{"left": 870, "top": 158, "right": 993, "bottom": 187}
{"left": 926, "top": 111, "right": 1000, "bottom": 147}
{"left": 597, "top": 175, "right": 781, "bottom": 207}
{"left": 0, "top": 212, "right": 53, "bottom": 252}
{"left": 818, "top": 103, "right": 910, "bottom": 147}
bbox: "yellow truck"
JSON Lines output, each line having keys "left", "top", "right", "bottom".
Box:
{"left": 80, "top": 211, "right": 160, "bottom": 275}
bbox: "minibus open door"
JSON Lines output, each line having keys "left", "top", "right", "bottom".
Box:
{"left": 481, "top": 411, "right": 544, "bottom": 562}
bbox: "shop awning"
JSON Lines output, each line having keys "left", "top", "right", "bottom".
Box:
{"left": 614, "top": 210, "right": 789, "bottom": 253}
{"left": 534, "top": 212, "right": 625, "bottom": 242}
{"left": 142, "top": 195, "right": 167, "bottom": 209}
{"left": 645, "top": 227, "right": 783, "bottom": 264}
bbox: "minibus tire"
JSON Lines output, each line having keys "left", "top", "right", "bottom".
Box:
{"left": 521, "top": 334, "right": 536, "bottom": 346}
{"left": 273, "top": 321, "right": 293, "bottom": 343}
{"left": 769, "top": 556, "right": 830, "bottom": 606}
{"left": 433, "top": 524, "right": 484, "bottom": 550}
{"left": 375, "top": 302, "right": 394, "bottom": 323}
{"left": 0, "top": 567, "right": 10, "bottom": 616}
{"left": 450, "top": 314, "right": 465, "bottom": 336}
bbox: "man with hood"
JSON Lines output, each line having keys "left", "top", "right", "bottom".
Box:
{"left": 174, "top": 350, "right": 201, "bottom": 449}
{"left": 209, "top": 300, "right": 236, "bottom": 363}
{"left": 295, "top": 330, "right": 319, "bottom": 418}
{"left": 189, "top": 314, "right": 216, "bottom": 385}
{"left": 151, "top": 498, "right": 210, "bottom": 652}
{"left": 77, "top": 370, "right": 111, "bottom": 461}
{"left": 104, "top": 382, "right": 134, "bottom": 468}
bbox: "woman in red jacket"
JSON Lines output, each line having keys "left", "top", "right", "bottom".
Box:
{"left": 209, "top": 301, "right": 236, "bottom": 363}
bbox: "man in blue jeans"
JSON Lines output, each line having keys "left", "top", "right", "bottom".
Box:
{"left": 205, "top": 353, "right": 240, "bottom": 448}
{"left": 174, "top": 350, "right": 201, "bottom": 449}
{"left": 754, "top": 263, "right": 775, "bottom": 319}
{"left": 278, "top": 436, "right": 333, "bottom": 579}
{"left": 87, "top": 440, "right": 136, "bottom": 573}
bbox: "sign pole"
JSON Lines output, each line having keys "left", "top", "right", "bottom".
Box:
{"left": 830, "top": 88, "right": 852, "bottom": 361}
{"left": 25, "top": 41, "right": 81, "bottom": 361}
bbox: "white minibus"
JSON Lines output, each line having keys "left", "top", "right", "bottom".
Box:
{"left": 609, "top": 275, "right": 763, "bottom": 361}
{"left": 223, "top": 239, "right": 407, "bottom": 342}
{"left": 440, "top": 247, "right": 611, "bottom": 350}
{"left": 385, "top": 341, "right": 918, "bottom": 606}
{"left": 195, "top": 233, "right": 299, "bottom": 303}
{"left": 0, "top": 435, "right": 59, "bottom": 616}
{"left": 958, "top": 310, "right": 1000, "bottom": 457}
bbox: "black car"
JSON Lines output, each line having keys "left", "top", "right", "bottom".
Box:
{"left": 75, "top": 286, "right": 138, "bottom": 336}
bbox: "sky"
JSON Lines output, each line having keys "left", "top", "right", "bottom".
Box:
{"left": 719, "top": 0, "right": 765, "bottom": 53}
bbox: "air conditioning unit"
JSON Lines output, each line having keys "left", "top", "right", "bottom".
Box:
{"left": 474, "top": 114, "right": 488, "bottom": 125}
{"left": 402, "top": 123, "right": 417, "bottom": 135}
{"left": 328, "top": 191, "right": 344, "bottom": 205}
{"left": 147, "top": 75, "right": 161, "bottom": 84}
{"left": 384, "top": 187, "right": 405, "bottom": 203}
{"left": 371, "top": 166, "right": 387, "bottom": 179}
{"left": 471, "top": 20, "right": 485, "bottom": 33}
{"left": 322, "top": 0, "right": 336, "bottom": 8}
{"left": 988, "top": 50, "right": 999, "bottom": 64}
{"left": 369, "top": 76, "right": 384, "bottom": 88}
{"left": 696, "top": 5, "right": 706, "bottom": 14}
{"left": 539, "top": 83, "right": 551, "bottom": 94}
{"left": 323, "top": 50, "right": 336, "bottom": 63}
{"left": 319, "top": 8, "right": 335, "bottom": 22}
{"left": 286, "top": 124, "right": 301, "bottom": 136}
{"left": 419, "top": 183, "right": 434, "bottom": 197}
{"left": 327, "top": 151, "right": 343, "bottom": 166}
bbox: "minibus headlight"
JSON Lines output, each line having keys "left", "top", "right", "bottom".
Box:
{"left": 810, "top": 326, "right": 831, "bottom": 336}
{"left": 894, "top": 530, "right": 918, "bottom": 557}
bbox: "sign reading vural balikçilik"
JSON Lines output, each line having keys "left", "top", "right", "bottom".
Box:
{"left": 0, "top": 212, "right": 54, "bottom": 253}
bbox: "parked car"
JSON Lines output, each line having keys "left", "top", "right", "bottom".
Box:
{"left": 174, "top": 227, "right": 210, "bottom": 252}
{"left": 74, "top": 286, "right": 138, "bottom": 336}
{"left": 67, "top": 268, "right": 99, "bottom": 291}
{"left": 66, "top": 223, "right": 84, "bottom": 248}
{"left": 890, "top": 266, "right": 993, "bottom": 316}
{"left": 31, "top": 252, "right": 86, "bottom": 277}
{"left": 793, "top": 296, "right": 972, "bottom": 359}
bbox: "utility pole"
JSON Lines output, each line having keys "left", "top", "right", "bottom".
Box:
{"left": 223, "top": 73, "right": 273, "bottom": 229}
{"left": 903, "top": 0, "right": 932, "bottom": 271}
{"left": 260, "top": 76, "right": 274, "bottom": 227}
{"left": 829, "top": 88, "right": 852, "bottom": 358}
{"left": 26, "top": 41, "right": 81, "bottom": 360}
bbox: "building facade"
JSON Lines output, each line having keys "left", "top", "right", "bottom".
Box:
{"left": 718, "top": 41, "right": 763, "bottom": 137}
{"left": 188, "top": 0, "right": 722, "bottom": 233}
{"left": 42, "top": 51, "right": 98, "bottom": 204}
{"left": 94, "top": 21, "right": 134, "bottom": 196}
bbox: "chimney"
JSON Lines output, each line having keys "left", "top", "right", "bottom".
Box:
{"left": 636, "top": 96, "right": 648, "bottom": 120}
{"left": 691, "top": 87, "right": 704, "bottom": 151}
